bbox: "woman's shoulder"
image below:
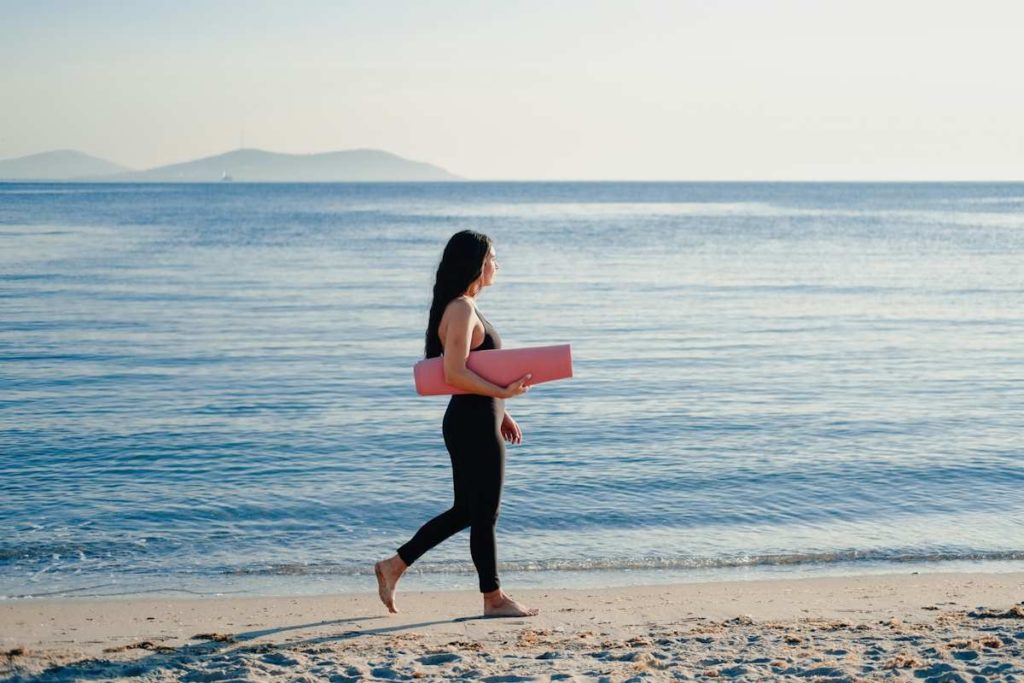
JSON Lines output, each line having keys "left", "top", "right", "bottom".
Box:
{"left": 438, "top": 297, "right": 481, "bottom": 347}
{"left": 444, "top": 296, "right": 477, "bottom": 317}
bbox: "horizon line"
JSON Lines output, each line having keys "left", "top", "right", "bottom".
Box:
{"left": 3, "top": 178, "right": 1024, "bottom": 184}
{"left": 3, "top": 148, "right": 1023, "bottom": 184}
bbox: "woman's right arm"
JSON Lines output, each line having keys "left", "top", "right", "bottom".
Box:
{"left": 441, "top": 299, "right": 530, "bottom": 399}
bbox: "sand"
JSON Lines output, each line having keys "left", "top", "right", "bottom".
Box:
{"left": 2, "top": 570, "right": 1022, "bottom": 682}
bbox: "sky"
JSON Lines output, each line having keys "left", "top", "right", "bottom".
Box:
{"left": 1, "top": 0, "right": 1022, "bottom": 180}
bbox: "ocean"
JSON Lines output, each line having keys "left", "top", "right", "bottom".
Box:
{"left": 1, "top": 181, "right": 1022, "bottom": 600}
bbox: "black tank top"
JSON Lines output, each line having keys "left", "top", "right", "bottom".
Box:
{"left": 471, "top": 306, "right": 502, "bottom": 352}
{"left": 437, "top": 305, "right": 501, "bottom": 353}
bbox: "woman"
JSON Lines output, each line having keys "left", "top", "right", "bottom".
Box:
{"left": 374, "top": 230, "right": 539, "bottom": 618}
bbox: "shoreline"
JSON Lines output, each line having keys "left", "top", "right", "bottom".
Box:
{"left": 3, "top": 570, "right": 1022, "bottom": 681}
{"left": 5, "top": 557, "right": 1023, "bottom": 602}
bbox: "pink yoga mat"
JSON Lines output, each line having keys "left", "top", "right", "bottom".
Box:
{"left": 413, "top": 344, "right": 573, "bottom": 396}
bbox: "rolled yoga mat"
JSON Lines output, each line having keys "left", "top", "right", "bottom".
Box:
{"left": 413, "top": 344, "right": 573, "bottom": 396}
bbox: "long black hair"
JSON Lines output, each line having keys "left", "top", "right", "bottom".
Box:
{"left": 425, "top": 230, "right": 493, "bottom": 358}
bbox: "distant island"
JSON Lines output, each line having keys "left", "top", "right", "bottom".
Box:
{"left": 0, "top": 148, "right": 460, "bottom": 182}
{"left": 0, "top": 150, "right": 130, "bottom": 180}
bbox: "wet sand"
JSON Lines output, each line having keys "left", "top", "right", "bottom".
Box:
{"left": 2, "top": 570, "right": 1022, "bottom": 681}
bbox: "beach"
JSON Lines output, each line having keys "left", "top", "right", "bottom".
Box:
{"left": 3, "top": 570, "right": 1022, "bottom": 681}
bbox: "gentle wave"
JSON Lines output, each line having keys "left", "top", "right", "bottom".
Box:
{"left": 227, "top": 549, "right": 1024, "bottom": 577}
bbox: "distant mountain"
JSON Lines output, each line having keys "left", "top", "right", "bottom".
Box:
{"left": 0, "top": 150, "right": 130, "bottom": 180}
{"left": 112, "top": 148, "right": 460, "bottom": 182}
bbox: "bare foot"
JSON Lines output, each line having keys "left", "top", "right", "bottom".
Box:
{"left": 374, "top": 556, "right": 406, "bottom": 614}
{"left": 483, "top": 590, "right": 539, "bottom": 618}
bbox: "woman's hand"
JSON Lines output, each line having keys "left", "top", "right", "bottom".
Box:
{"left": 501, "top": 411, "right": 523, "bottom": 445}
{"left": 501, "top": 373, "right": 532, "bottom": 399}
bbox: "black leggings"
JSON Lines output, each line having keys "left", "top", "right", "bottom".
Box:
{"left": 397, "top": 395, "right": 505, "bottom": 593}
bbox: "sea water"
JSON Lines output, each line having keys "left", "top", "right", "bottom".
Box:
{"left": 1, "top": 182, "right": 1022, "bottom": 599}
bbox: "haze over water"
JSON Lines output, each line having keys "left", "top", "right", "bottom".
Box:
{"left": 1, "top": 182, "right": 1022, "bottom": 599}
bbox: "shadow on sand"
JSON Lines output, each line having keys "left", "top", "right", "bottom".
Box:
{"left": 4, "top": 612, "right": 505, "bottom": 682}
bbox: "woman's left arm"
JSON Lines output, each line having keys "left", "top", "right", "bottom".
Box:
{"left": 501, "top": 411, "right": 523, "bottom": 445}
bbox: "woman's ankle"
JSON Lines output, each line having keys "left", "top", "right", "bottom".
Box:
{"left": 386, "top": 555, "right": 408, "bottom": 573}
